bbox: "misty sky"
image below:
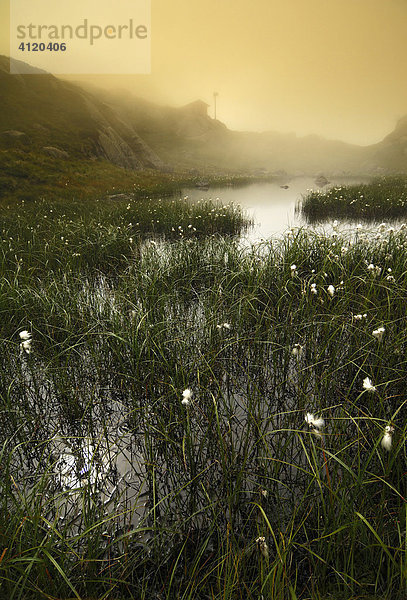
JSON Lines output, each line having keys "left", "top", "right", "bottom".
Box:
{"left": 2, "top": 0, "right": 407, "bottom": 145}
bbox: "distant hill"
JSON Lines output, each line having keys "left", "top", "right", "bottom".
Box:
{"left": 1, "top": 55, "right": 407, "bottom": 177}
{"left": 368, "top": 115, "right": 407, "bottom": 173}
{"left": 0, "top": 56, "right": 165, "bottom": 171}
{"left": 95, "top": 87, "right": 379, "bottom": 176}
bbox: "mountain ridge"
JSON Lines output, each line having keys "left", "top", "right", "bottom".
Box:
{"left": 0, "top": 55, "right": 406, "bottom": 176}
{"left": 0, "top": 55, "right": 166, "bottom": 171}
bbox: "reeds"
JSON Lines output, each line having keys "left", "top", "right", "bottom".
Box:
{"left": 0, "top": 195, "right": 406, "bottom": 599}
{"left": 302, "top": 176, "right": 407, "bottom": 221}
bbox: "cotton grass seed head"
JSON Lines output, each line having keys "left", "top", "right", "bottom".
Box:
{"left": 20, "top": 339, "right": 32, "bottom": 354}
{"left": 256, "top": 537, "right": 269, "bottom": 559}
{"left": 381, "top": 425, "right": 394, "bottom": 452}
{"left": 367, "top": 263, "right": 382, "bottom": 276}
{"left": 353, "top": 313, "right": 367, "bottom": 321}
{"left": 327, "top": 285, "right": 335, "bottom": 297}
{"left": 305, "top": 412, "right": 325, "bottom": 436}
{"left": 372, "top": 326, "right": 385, "bottom": 342}
{"left": 181, "top": 388, "right": 192, "bottom": 406}
{"left": 363, "top": 377, "right": 376, "bottom": 392}
{"left": 216, "top": 322, "right": 231, "bottom": 331}
{"left": 291, "top": 343, "right": 304, "bottom": 357}
{"left": 19, "top": 330, "right": 32, "bottom": 354}
{"left": 19, "top": 330, "right": 31, "bottom": 341}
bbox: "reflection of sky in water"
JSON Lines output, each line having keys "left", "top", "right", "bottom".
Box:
{"left": 12, "top": 356, "right": 149, "bottom": 536}
{"left": 183, "top": 177, "right": 372, "bottom": 242}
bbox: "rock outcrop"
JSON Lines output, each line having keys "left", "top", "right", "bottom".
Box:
{"left": 1, "top": 130, "right": 30, "bottom": 146}
{"left": 43, "top": 146, "right": 70, "bottom": 159}
{"left": 0, "top": 55, "right": 167, "bottom": 171}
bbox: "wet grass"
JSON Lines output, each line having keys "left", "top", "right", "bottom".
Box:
{"left": 302, "top": 176, "right": 407, "bottom": 221}
{"left": 0, "top": 148, "right": 273, "bottom": 203}
{"left": 0, "top": 196, "right": 406, "bottom": 600}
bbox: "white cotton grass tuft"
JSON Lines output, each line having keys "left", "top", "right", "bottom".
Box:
{"left": 256, "top": 536, "right": 269, "bottom": 560}
{"left": 327, "top": 285, "right": 335, "bottom": 297}
{"left": 290, "top": 264, "right": 297, "bottom": 277}
{"left": 291, "top": 343, "right": 304, "bottom": 358}
{"left": 19, "top": 330, "right": 32, "bottom": 354}
{"left": 381, "top": 425, "right": 394, "bottom": 452}
{"left": 367, "top": 263, "right": 382, "bottom": 276}
{"left": 305, "top": 412, "right": 325, "bottom": 436}
{"left": 181, "top": 388, "right": 192, "bottom": 406}
{"left": 372, "top": 326, "right": 385, "bottom": 342}
{"left": 22, "top": 339, "right": 32, "bottom": 352}
{"left": 217, "top": 322, "right": 231, "bottom": 330}
{"left": 20, "top": 340, "right": 32, "bottom": 354}
{"left": 363, "top": 377, "right": 376, "bottom": 392}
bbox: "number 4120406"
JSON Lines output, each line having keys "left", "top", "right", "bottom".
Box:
{"left": 18, "top": 42, "right": 67, "bottom": 51}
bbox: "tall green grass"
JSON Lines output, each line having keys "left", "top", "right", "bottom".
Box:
{"left": 0, "top": 195, "right": 406, "bottom": 599}
{"left": 302, "top": 176, "right": 407, "bottom": 221}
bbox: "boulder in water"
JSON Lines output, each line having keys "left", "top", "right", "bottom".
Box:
{"left": 314, "top": 175, "right": 329, "bottom": 187}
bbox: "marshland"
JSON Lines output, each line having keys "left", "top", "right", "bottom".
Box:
{"left": 1, "top": 177, "right": 406, "bottom": 600}
{"left": 3, "top": 0, "right": 407, "bottom": 595}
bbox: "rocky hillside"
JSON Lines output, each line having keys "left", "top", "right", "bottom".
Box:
{"left": 1, "top": 55, "right": 407, "bottom": 177}
{"left": 368, "top": 115, "right": 407, "bottom": 173}
{"left": 0, "top": 56, "right": 165, "bottom": 171}
{"left": 99, "top": 87, "right": 377, "bottom": 176}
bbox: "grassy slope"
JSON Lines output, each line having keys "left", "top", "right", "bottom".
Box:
{"left": 0, "top": 148, "right": 186, "bottom": 202}
{"left": 0, "top": 58, "right": 101, "bottom": 157}
{"left": 0, "top": 148, "right": 274, "bottom": 203}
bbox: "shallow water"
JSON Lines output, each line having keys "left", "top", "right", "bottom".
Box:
{"left": 182, "top": 176, "right": 371, "bottom": 241}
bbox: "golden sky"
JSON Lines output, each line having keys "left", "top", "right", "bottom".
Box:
{"left": 2, "top": 0, "right": 407, "bottom": 144}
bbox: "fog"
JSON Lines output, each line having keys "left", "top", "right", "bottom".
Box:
{"left": 2, "top": 0, "right": 407, "bottom": 145}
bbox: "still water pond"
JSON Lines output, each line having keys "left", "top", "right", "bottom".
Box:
{"left": 182, "top": 176, "right": 370, "bottom": 241}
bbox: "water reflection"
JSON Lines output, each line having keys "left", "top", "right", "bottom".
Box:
{"left": 182, "top": 176, "right": 371, "bottom": 241}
